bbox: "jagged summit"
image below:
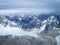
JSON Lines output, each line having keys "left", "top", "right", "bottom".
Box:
{"left": 0, "top": 15, "right": 60, "bottom": 32}
{"left": 0, "top": 15, "right": 60, "bottom": 38}
{"left": 47, "top": 15, "right": 59, "bottom": 27}
{"left": 47, "top": 16, "right": 58, "bottom": 23}
{"left": 37, "top": 15, "right": 59, "bottom": 34}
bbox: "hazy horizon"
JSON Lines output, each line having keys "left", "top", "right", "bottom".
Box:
{"left": 0, "top": 0, "right": 60, "bottom": 15}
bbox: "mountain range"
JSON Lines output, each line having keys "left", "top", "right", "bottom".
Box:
{"left": 0, "top": 14, "right": 60, "bottom": 45}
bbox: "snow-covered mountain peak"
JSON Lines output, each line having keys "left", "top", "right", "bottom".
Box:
{"left": 0, "top": 16, "right": 18, "bottom": 28}
{"left": 47, "top": 16, "right": 58, "bottom": 23}
{"left": 47, "top": 15, "right": 59, "bottom": 27}
{"left": 0, "top": 15, "right": 7, "bottom": 23}
{"left": 37, "top": 16, "right": 60, "bottom": 34}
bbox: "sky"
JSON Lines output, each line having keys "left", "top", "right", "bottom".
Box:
{"left": 0, "top": 0, "right": 60, "bottom": 15}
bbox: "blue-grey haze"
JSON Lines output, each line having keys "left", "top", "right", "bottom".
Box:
{"left": 0, "top": 0, "right": 60, "bottom": 15}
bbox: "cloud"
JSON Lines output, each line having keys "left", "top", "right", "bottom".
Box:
{"left": 0, "top": 0, "right": 60, "bottom": 15}
{"left": 0, "top": 8, "right": 54, "bottom": 16}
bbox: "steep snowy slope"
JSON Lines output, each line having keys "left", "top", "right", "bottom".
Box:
{"left": 0, "top": 24, "right": 38, "bottom": 37}
{"left": 0, "top": 15, "right": 60, "bottom": 37}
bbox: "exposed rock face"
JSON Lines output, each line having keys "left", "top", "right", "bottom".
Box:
{"left": 0, "top": 36, "right": 56, "bottom": 45}
{"left": 39, "top": 28, "right": 60, "bottom": 45}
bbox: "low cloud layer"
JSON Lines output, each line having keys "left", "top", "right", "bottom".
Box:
{"left": 0, "top": 0, "right": 60, "bottom": 15}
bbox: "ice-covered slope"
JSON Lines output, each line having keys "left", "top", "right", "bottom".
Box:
{"left": 0, "top": 15, "right": 39, "bottom": 37}
{"left": 0, "top": 24, "right": 38, "bottom": 37}
{"left": 0, "top": 15, "right": 60, "bottom": 37}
